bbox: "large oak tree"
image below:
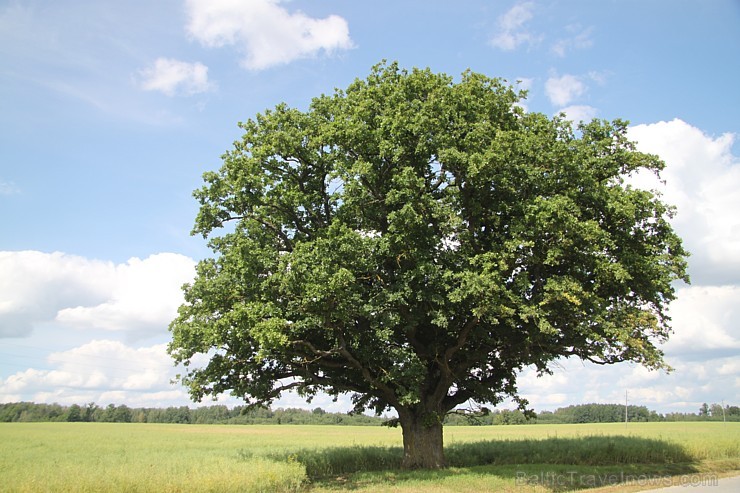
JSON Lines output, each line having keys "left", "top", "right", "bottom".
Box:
{"left": 169, "top": 62, "right": 688, "bottom": 468}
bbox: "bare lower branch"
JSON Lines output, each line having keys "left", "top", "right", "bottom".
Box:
{"left": 444, "top": 317, "right": 479, "bottom": 364}
{"left": 336, "top": 332, "right": 401, "bottom": 409}
{"left": 292, "top": 340, "right": 340, "bottom": 358}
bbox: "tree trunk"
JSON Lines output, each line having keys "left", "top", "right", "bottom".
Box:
{"left": 398, "top": 409, "right": 446, "bottom": 469}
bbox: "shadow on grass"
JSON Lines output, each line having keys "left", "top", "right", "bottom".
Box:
{"left": 242, "top": 435, "right": 701, "bottom": 491}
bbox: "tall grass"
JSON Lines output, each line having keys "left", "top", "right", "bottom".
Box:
{"left": 253, "top": 422, "right": 739, "bottom": 479}
{"left": 446, "top": 435, "right": 695, "bottom": 467}
{"left": 258, "top": 435, "right": 698, "bottom": 478}
{"left": 0, "top": 423, "right": 306, "bottom": 492}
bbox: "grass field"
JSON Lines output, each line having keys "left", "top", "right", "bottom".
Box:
{"left": 0, "top": 422, "right": 738, "bottom": 492}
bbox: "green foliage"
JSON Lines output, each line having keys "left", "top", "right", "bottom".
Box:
{"left": 0, "top": 402, "right": 67, "bottom": 422}
{"left": 700, "top": 402, "right": 710, "bottom": 416}
{"left": 535, "top": 403, "right": 656, "bottom": 424}
{"left": 493, "top": 409, "right": 529, "bottom": 425}
{"left": 665, "top": 404, "right": 740, "bottom": 422}
{"left": 168, "top": 61, "right": 689, "bottom": 465}
{"left": 66, "top": 404, "right": 82, "bottom": 422}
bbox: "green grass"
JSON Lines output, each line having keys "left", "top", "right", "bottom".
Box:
{"left": 0, "top": 422, "right": 737, "bottom": 492}
{"left": 0, "top": 423, "right": 307, "bottom": 492}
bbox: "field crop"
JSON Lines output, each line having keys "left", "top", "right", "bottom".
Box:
{"left": 0, "top": 422, "right": 737, "bottom": 492}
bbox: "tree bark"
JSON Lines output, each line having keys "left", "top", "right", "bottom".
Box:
{"left": 398, "top": 408, "right": 446, "bottom": 469}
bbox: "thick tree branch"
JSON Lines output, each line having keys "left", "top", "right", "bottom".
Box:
{"left": 442, "top": 317, "right": 479, "bottom": 372}
{"left": 262, "top": 380, "right": 302, "bottom": 402}
{"left": 336, "top": 332, "right": 401, "bottom": 409}
{"left": 292, "top": 340, "right": 340, "bottom": 358}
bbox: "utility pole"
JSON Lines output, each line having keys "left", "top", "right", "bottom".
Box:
{"left": 625, "top": 390, "right": 628, "bottom": 426}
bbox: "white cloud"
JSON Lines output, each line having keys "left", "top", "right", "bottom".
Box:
{"left": 138, "top": 58, "right": 214, "bottom": 96}
{"left": 558, "top": 104, "right": 597, "bottom": 123}
{"left": 717, "top": 360, "right": 740, "bottom": 376}
{"left": 545, "top": 73, "right": 586, "bottom": 107}
{"left": 0, "top": 251, "right": 195, "bottom": 338}
{"left": 185, "top": 0, "right": 353, "bottom": 70}
{"left": 0, "top": 340, "right": 186, "bottom": 406}
{"left": 0, "top": 179, "right": 20, "bottom": 195}
{"left": 48, "top": 341, "right": 172, "bottom": 390}
{"left": 628, "top": 119, "right": 740, "bottom": 284}
{"left": 664, "top": 285, "right": 740, "bottom": 357}
{"left": 0, "top": 340, "right": 178, "bottom": 404}
{"left": 55, "top": 253, "right": 196, "bottom": 333}
{"left": 0, "top": 251, "right": 114, "bottom": 337}
{"left": 0, "top": 337, "right": 258, "bottom": 408}
{"left": 490, "top": 2, "right": 541, "bottom": 51}
{"left": 551, "top": 25, "right": 593, "bottom": 57}
{"left": 273, "top": 390, "right": 356, "bottom": 414}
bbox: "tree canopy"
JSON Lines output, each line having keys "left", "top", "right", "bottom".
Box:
{"left": 169, "top": 62, "right": 688, "bottom": 468}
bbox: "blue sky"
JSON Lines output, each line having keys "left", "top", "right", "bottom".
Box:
{"left": 1, "top": 0, "right": 739, "bottom": 414}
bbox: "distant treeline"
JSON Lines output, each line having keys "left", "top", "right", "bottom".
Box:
{"left": 445, "top": 402, "right": 740, "bottom": 425}
{"left": 0, "top": 402, "right": 383, "bottom": 425}
{"left": 1, "top": 401, "right": 738, "bottom": 425}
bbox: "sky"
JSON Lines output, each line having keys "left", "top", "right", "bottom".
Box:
{"left": 1, "top": 0, "right": 739, "bottom": 415}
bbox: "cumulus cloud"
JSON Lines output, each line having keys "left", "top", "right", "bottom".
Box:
{"left": 544, "top": 73, "right": 586, "bottom": 107}
{"left": 545, "top": 73, "right": 605, "bottom": 118}
{"left": 0, "top": 340, "right": 189, "bottom": 406}
{"left": 0, "top": 251, "right": 113, "bottom": 337}
{"left": 185, "top": 0, "right": 353, "bottom": 70}
{"left": 55, "top": 253, "right": 195, "bottom": 333}
{"left": 490, "top": 2, "right": 541, "bottom": 51}
{"left": 48, "top": 341, "right": 172, "bottom": 390}
{"left": 664, "top": 285, "right": 740, "bottom": 358}
{"left": 0, "top": 251, "right": 195, "bottom": 338}
{"left": 138, "top": 58, "right": 214, "bottom": 96}
{"left": 628, "top": 119, "right": 740, "bottom": 284}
